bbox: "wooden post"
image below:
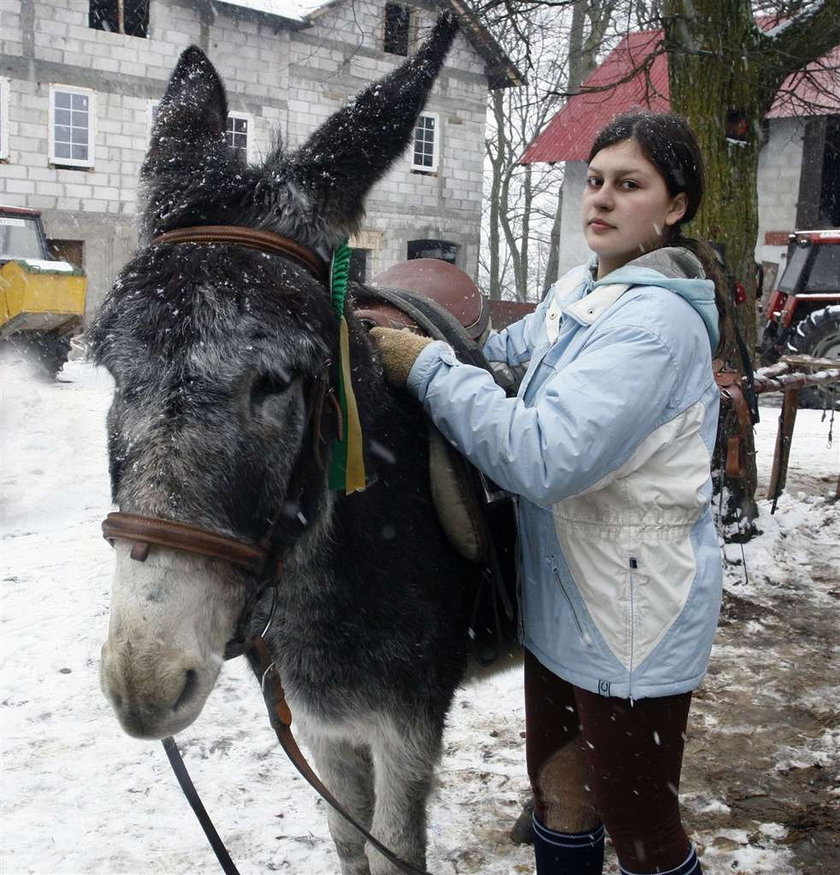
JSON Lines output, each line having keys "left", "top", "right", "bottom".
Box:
{"left": 768, "top": 387, "right": 799, "bottom": 505}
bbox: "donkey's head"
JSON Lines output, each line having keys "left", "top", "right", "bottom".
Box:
{"left": 91, "top": 14, "right": 458, "bottom": 739}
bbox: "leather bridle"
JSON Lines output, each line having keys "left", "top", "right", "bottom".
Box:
{"left": 101, "top": 226, "right": 338, "bottom": 632}
{"left": 152, "top": 225, "right": 330, "bottom": 283}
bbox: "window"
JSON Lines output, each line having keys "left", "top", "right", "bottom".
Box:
{"left": 819, "top": 115, "right": 839, "bottom": 226}
{"left": 225, "top": 114, "right": 250, "bottom": 162}
{"left": 47, "top": 239, "right": 85, "bottom": 270}
{"left": 384, "top": 3, "right": 410, "bottom": 56}
{"left": 0, "top": 214, "right": 47, "bottom": 261}
{"left": 411, "top": 113, "right": 439, "bottom": 172}
{"left": 0, "top": 78, "right": 8, "bottom": 161}
{"left": 49, "top": 86, "right": 95, "bottom": 168}
{"left": 805, "top": 246, "right": 840, "bottom": 292}
{"left": 89, "top": 0, "right": 149, "bottom": 38}
{"left": 407, "top": 239, "right": 458, "bottom": 264}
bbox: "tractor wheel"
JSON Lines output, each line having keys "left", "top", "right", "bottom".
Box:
{"left": 786, "top": 306, "right": 840, "bottom": 409}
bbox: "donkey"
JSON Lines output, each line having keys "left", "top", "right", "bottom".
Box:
{"left": 91, "top": 14, "right": 481, "bottom": 875}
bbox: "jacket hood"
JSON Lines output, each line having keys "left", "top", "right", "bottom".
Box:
{"left": 594, "top": 248, "right": 720, "bottom": 351}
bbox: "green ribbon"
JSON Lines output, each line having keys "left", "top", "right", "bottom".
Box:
{"left": 327, "top": 241, "right": 366, "bottom": 493}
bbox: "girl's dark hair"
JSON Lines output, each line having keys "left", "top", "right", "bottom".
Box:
{"left": 589, "top": 110, "right": 734, "bottom": 359}
{"left": 588, "top": 110, "right": 704, "bottom": 227}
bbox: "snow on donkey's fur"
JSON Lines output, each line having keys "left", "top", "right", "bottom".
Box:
{"left": 90, "top": 15, "right": 477, "bottom": 874}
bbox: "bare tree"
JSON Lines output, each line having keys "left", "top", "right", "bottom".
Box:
{"left": 540, "top": 0, "right": 618, "bottom": 294}
{"left": 480, "top": 1, "right": 633, "bottom": 301}
{"left": 481, "top": 7, "right": 570, "bottom": 301}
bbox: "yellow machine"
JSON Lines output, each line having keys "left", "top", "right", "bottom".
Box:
{"left": 0, "top": 205, "right": 86, "bottom": 376}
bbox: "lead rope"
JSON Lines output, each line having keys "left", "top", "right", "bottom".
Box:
{"left": 159, "top": 589, "right": 284, "bottom": 875}
{"left": 162, "top": 631, "right": 433, "bottom": 874}
{"left": 162, "top": 737, "right": 240, "bottom": 875}
{"left": 328, "top": 240, "right": 367, "bottom": 493}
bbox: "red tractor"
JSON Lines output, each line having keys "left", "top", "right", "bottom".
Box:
{"left": 759, "top": 229, "right": 840, "bottom": 408}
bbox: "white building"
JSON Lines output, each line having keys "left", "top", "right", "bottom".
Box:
{"left": 0, "top": 0, "right": 520, "bottom": 319}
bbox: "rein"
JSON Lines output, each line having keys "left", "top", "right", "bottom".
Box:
{"left": 102, "top": 224, "right": 433, "bottom": 875}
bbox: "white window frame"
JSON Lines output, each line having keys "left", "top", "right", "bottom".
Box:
{"left": 49, "top": 85, "right": 96, "bottom": 169}
{"left": 411, "top": 111, "right": 439, "bottom": 173}
{"left": 225, "top": 111, "right": 252, "bottom": 163}
{"left": 0, "top": 78, "right": 9, "bottom": 161}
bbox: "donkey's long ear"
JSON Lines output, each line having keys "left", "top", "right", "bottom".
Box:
{"left": 283, "top": 12, "right": 459, "bottom": 238}
{"left": 139, "top": 46, "right": 239, "bottom": 239}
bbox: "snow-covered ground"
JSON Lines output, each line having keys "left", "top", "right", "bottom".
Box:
{"left": 2, "top": 356, "right": 838, "bottom": 874}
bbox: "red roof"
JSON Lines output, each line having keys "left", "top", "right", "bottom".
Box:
{"left": 520, "top": 31, "right": 668, "bottom": 163}
{"left": 767, "top": 44, "right": 840, "bottom": 118}
{"left": 521, "top": 30, "right": 839, "bottom": 164}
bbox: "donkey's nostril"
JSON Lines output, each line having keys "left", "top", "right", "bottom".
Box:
{"left": 173, "top": 669, "right": 199, "bottom": 712}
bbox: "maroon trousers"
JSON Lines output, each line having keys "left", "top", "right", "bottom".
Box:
{"left": 524, "top": 649, "right": 694, "bottom": 872}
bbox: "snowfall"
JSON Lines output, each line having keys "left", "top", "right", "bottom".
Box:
{"left": 1, "top": 354, "right": 838, "bottom": 875}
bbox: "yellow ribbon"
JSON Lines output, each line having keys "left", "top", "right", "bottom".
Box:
{"left": 338, "top": 315, "right": 366, "bottom": 493}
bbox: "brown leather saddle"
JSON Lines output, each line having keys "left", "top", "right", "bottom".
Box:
{"left": 357, "top": 258, "right": 490, "bottom": 342}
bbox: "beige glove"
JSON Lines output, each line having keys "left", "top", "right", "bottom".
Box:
{"left": 369, "top": 326, "right": 435, "bottom": 387}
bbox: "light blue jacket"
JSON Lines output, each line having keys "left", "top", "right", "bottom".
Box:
{"left": 407, "top": 248, "right": 723, "bottom": 699}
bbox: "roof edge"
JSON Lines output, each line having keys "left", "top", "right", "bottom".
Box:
{"left": 445, "top": 0, "right": 525, "bottom": 89}
{"left": 210, "top": 0, "right": 312, "bottom": 28}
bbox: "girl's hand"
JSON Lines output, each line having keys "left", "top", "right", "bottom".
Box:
{"left": 369, "top": 327, "right": 434, "bottom": 386}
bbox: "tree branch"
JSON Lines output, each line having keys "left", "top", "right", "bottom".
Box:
{"left": 760, "top": 0, "right": 840, "bottom": 89}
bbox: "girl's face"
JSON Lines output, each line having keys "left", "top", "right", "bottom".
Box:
{"left": 582, "top": 138, "right": 688, "bottom": 279}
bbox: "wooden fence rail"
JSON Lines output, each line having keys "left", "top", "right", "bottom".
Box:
{"left": 748, "top": 356, "right": 839, "bottom": 504}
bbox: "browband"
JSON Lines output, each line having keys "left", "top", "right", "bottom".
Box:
{"left": 152, "top": 226, "right": 330, "bottom": 284}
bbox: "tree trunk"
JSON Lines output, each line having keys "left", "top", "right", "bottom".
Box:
{"left": 664, "top": 0, "right": 763, "bottom": 529}
{"left": 663, "top": 0, "right": 840, "bottom": 534}
{"left": 518, "top": 163, "right": 533, "bottom": 300}
{"left": 544, "top": 1, "right": 618, "bottom": 298}
{"left": 542, "top": 185, "right": 563, "bottom": 296}
{"left": 486, "top": 89, "right": 507, "bottom": 300}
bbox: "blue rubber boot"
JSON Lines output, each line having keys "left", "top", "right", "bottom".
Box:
{"left": 533, "top": 815, "right": 605, "bottom": 874}
{"left": 619, "top": 845, "right": 702, "bottom": 875}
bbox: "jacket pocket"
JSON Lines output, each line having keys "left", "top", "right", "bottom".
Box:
{"left": 553, "top": 565, "right": 586, "bottom": 639}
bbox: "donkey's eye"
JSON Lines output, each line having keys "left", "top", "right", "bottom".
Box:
{"left": 249, "top": 369, "right": 301, "bottom": 425}
{"left": 250, "top": 370, "right": 294, "bottom": 407}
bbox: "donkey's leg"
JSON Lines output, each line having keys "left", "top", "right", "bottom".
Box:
{"left": 308, "top": 734, "right": 375, "bottom": 875}
{"left": 367, "top": 719, "right": 441, "bottom": 875}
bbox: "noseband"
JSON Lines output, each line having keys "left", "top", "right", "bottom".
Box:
{"left": 101, "top": 226, "right": 340, "bottom": 650}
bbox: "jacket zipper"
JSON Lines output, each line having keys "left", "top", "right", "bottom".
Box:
{"left": 628, "top": 557, "right": 637, "bottom": 699}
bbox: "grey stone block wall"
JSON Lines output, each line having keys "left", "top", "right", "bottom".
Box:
{"left": 1, "top": 0, "right": 491, "bottom": 322}
{"left": 756, "top": 116, "right": 805, "bottom": 266}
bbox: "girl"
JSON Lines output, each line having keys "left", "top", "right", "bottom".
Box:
{"left": 372, "top": 111, "right": 725, "bottom": 875}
